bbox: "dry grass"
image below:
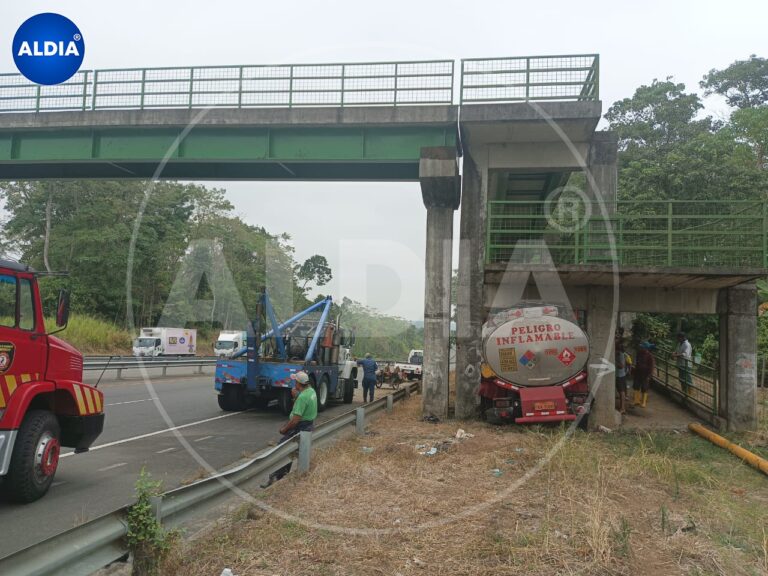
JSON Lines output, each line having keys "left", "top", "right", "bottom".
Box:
{"left": 166, "top": 394, "right": 768, "bottom": 576}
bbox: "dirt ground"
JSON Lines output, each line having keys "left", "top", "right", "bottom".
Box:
{"left": 166, "top": 389, "right": 768, "bottom": 576}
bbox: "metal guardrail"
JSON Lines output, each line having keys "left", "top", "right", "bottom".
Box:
{"left": 0, "top": 381, "right": 419, "bottom": 575}
{"left": 0, "top": 54, "right": 602, "bottom": 113}
{"left": 487, "top": 199, "right": 767, "bottom": 267}
{"left": 0, "top": 60, "right": 454, "bottom": 112}
{"left": 460, "top": 54, "right": 599, "bottom": 104}
{"left": 651, "top": 346, "right": 718, "bottom": 415}
{"left": 83, "top": 356, "right": 218, "bottom": 379}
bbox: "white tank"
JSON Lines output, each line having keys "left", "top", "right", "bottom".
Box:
{"left": 482, "top": 306, "right": 589, "bottom": 387}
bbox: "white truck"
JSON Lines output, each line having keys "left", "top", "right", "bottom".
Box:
{"left": 132, "top": 327, "right": 197, "bottom": 357}
{"left": 214, "top": 330, "right": 247, "bottom": 358}
{"left": 395, "top": 349, "right": 423, "bottom": 380}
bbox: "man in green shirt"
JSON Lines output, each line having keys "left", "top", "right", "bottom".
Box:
{"left": 262, "top": 370, "right": 317, "bottom": 487}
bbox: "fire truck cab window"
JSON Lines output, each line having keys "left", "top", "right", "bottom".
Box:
{"left": 19, "top": 278, "right": 35, "bottom": 331}
{"left": 0, "top": 274, "right": 16, "bottom": 328}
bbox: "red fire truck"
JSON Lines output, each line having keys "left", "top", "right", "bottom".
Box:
{"left": 0, "top": 260, "right": 104, "bottom": 502}
{"left": 479, "top": 305, "right": 591, "bottom": 427}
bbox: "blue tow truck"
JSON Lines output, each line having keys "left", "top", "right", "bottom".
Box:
{"left": 214, "top": 292, "right": 360, "bottom": 414}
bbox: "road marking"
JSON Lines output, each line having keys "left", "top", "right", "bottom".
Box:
{"left": 106, "top": 398, "right": 155, "bottom": 407}
{"left": 156, "top": 447, "right": 176, "bottom": 454}
{"left": 98, "top": 462, "right": 128, "bottom": 472}
{"left": 60, "top": 411, "right": 249, "bottom": 459}
{"left": 194, "top": 435, "right": 214, "bottom": 442}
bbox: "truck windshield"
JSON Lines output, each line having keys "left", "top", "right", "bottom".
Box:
{"left": 135, "top": 338, "right": 157, "bottom": 347}
{"left": 215, "top": 341, "right": 236, "bottom": 349}
{"left": 409, "top": 352, "right": 423, "bottom": 365}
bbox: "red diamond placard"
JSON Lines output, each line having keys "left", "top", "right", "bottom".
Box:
{"left": 558, "top": 347, "right": 576, "bottom": 367}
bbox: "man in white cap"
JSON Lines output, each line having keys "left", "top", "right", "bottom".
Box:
{"left": 262, "top": 370, "right": 317, "bottom": 487}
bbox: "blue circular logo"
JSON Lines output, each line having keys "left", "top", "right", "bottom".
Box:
{"left": 12, "top": 13, "right": 85, "bottom": 85}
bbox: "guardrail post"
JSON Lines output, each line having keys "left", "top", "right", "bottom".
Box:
{"left": 297, "top": 431, "right": 312, "bottom": 474}
{"left": 288, "top": 65, "right": 294, "bottom": 108}
{"left": 81, "top": 70, "right": 89, "bottom": 111}
{"left": 188, "top": 67, "right": 194, "bottom": 109}
{"left": 393, "top": 62, "right": 398, "bottom": 106}
{"left": 140, "top": 69, "right": 146, "bottom": 110}
{"left": 386, "top": 394, "right": 393, "bottom": 413}
{"left": 197, "top": 363, "right": 203, "bottom": 375}
{"left": 116, "top": 368, "right": 122, "bottom": 380}
{"left": 92, "top": 70, "right": 98, "bottom": 110}
{"left": 525, "top": 57, "right": 531, "bottom": 101}
{"left": 35, "top": 84, "right": 41, "bottom": 113}
{"left": 340, "top": 64, "right": 346, "bottom": 107}
{"left": 162, "top": 366, "right": 167, "bottom": 377}
{"left": 355, "top": 407, "right": 365, "bottom": 435}
{"left": 237, "top": 65, "right": 244, "bottom": 108}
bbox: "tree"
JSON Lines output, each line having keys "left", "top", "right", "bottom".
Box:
{"left": 729, "top": 107, "right": 768, "bottom": 170}
{"left": 701, "top": 55, "right": 768, "bottom": 110}
{"left": 296, "top": 255, "right": 332, "bottom": 290}
{"left": 604, "top": 78, "right": 711, "bottom": 151}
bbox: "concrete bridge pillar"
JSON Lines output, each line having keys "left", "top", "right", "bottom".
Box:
{"left": 586, "top": 132, "right": 618, "bottom": 207}
{"left": 455, "top": 153, "right": 485, "bottom": 419}
{"left": 718, "top": 284, "right": 758, "bottom": 431}
{"left": 587, "top": 286, "right": 619, "bottom": 429}
{"left": 420, "top": 147, "right": 459, "bottom": 420}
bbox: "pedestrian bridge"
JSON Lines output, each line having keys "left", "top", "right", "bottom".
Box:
{"left": 0, "top": 55, "right": 599, "bottom": 179}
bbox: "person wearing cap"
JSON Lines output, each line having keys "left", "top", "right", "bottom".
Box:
{"left": 671, "top": 332, "right": 693, "bottom": 394}
{"left": 262, "top": 370, "right": 317, "bottom": 487}
{"left": 357, "top": 352, "right": 379, "bottom": 402}
{"left": 633, "top": 341, "right": 656, "bottom": 408}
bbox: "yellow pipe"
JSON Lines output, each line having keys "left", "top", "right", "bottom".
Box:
{"left": 688, "top": 422, "right": 768, "bottom": 477}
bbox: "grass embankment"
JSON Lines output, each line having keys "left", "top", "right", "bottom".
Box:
{"left": 166, "top": 395, "right": 768, "bottom": 576}
{"left": 49, "top": 314, "right": 221, "bottom": 355}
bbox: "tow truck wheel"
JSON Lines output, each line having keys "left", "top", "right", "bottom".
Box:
{"left": 6, "top": 410, "right": 61, "bottom": 503}
{"left": 219, "top": 384, "right": 247, "bottom": 411}
{"left": 315, "top": 375, "right": 329, "bottom": 412}
{"left": 343, "top": 378, "right": 354, "bottom": 404}
{"left": 278, "top": 389, "right": 293, "bottom": 416}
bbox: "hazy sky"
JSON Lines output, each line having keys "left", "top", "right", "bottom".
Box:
{"left": 1, "top": 1, "right": 764, "bottom": 319}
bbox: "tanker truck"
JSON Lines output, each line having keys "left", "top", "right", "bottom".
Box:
{"left": 479, "top": 304, "right": 591, "bottom": 427}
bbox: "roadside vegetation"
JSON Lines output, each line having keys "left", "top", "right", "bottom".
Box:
{"left": 163, "top": 396, "right": 768, "bottom": 576}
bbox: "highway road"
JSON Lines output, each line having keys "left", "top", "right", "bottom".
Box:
{"left": 0, "top": 371, "right": 370, "bottom": 558}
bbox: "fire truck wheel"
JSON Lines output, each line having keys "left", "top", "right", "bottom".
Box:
{"left": 343, "top": 379, "right": 354, "bottom": 404}
{"left": 315, "top": 375, "right": 329, "bottom": 412}
{"left": 7, "top": 410, "right": 61, "bottom": 503}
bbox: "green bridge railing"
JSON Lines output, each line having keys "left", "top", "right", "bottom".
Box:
{"left": 0, "top": 55, "right": 599, "bottom": 113}
{"left": 487, "top": 200, "right": 768, "bottom": 268}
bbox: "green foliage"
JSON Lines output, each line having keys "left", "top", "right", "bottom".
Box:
{"left": 126, "top": 468, "right": 176, "bottom": 576}
{"left": 296, "top": 254, "right": 333, "bottom": 290}
{"left": 336, "top": 296, "right": 423, "bottom": 360}
{"left": 47, "top": 313, "right": 133, "bottom": 354}
{"left": 701, "top": 55, "right": 768, "bottom": 109}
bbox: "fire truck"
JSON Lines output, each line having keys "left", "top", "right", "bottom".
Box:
{"left": 479, "top": 304, "right": 591, "bottom": 427}
{"left": 0, "top": 260, "right": 104, "bottom": 502}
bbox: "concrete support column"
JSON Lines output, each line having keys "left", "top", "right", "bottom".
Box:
{"left": 420, "top": 147, "right": 459, "bottom": 420}
{"left": 718, "top": 284, "right": 758, "bottom": 431}
{"left": 455, "top": 153, "right": 486, "bottom": 419}
{"left": 587, "top": 286, "right": 619, "bottom": 430}
{"left": 586, "top": 132, "right": 618, "bottom": 208}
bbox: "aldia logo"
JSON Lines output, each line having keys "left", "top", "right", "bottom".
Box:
{"left": 12, "top": 13, "right": 85, "bottom": 85}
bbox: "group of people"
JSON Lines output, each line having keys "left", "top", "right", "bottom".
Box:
{"left": 615, "top": 331, "right": 693, "bottom": 414}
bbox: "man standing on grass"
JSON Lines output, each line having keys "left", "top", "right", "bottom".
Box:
{"left": 261, "top": 370, "right": 317, "bottom": 487}
{"left": 357, "top": 352, "right": 378, "bottom": 403}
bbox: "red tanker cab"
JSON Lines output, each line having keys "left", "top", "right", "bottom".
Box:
{"left": 0, "top": 259, "right": 104, "bottom": 503}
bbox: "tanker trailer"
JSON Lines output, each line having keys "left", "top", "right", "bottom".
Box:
{"left": 479, "top": 305, "right": 591, "bottom": 427}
